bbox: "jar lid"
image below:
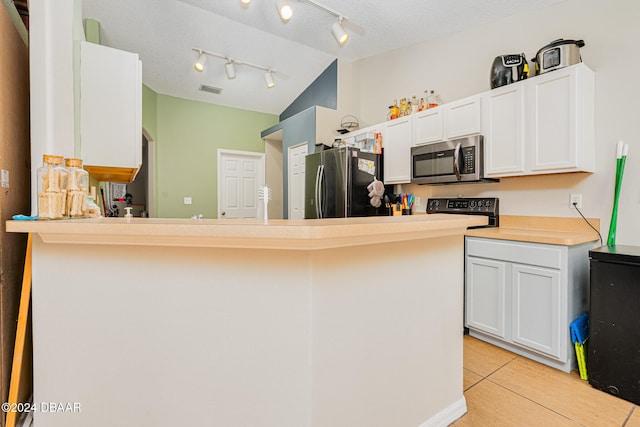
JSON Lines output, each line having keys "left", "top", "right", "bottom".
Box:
{"left": 43, "top": 154, "right": 64, "bottom": 164}
{"left": 65, "top": 158, "right": 83, "bottom": 167}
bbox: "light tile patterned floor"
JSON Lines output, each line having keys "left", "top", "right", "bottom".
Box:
{"left": 452, "top": 335, "right": 639, "bottom": 426}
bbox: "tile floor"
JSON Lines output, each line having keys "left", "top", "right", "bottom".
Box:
{"left": 452, "top": 335, "right": 640, "bottom": 426}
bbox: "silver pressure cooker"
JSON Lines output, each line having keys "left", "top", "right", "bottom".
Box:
{"left": 532, "top": 39, "right": 585, "bottom": 75}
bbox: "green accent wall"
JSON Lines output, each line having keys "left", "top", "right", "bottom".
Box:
{"left": 142, "top": 85, "right": 158, "bottom": 142}
{"left": 150, "top": 92, "right": 278, "bottom": 218}
{"left": 84, "top": 18, "right": 100, "bottom": 44}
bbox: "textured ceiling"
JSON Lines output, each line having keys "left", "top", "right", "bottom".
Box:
{"left": 81, "top": 0, "right": 566, "bottom": 116}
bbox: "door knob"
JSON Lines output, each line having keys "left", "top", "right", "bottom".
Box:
{"left": 221, "top": 211, "right": 226, "bottom": 216}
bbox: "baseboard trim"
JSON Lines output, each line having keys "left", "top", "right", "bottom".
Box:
{"left": 418, "top": 396, "right": 467, "bottom": 427}
{"left": 469, "top": 329, "right": 574, "bottom": 373}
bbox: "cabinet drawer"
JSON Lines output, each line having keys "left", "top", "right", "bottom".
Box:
{"left": 466, "top": 238, "right": 563, "bottom": 269}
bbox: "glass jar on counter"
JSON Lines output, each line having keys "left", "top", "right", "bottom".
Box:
{"left": 64, "top": 158, "right": 88, "bottom": 217}
{"left": 37, "top": 154, "right": 67, "bottom": 219}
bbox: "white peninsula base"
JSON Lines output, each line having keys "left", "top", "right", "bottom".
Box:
{"left": 9, "top": 216, "right": 484, "bottom": 426}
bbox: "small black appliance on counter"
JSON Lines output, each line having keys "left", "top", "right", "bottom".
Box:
{"left": 426, "top": 197, "right": 499, "bottom": 228}
{"left": 588, "top": 245, "right": 640, "bottom": 405}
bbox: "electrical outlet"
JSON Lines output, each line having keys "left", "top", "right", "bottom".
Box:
{"left": 570, "top": 193, "right": 582, "bottom": 208}
{"left": 414, "top": 196, "right": 421, "bottom": 207}
{"left": 184, "top": 197, "right": 192, "bottom": 205}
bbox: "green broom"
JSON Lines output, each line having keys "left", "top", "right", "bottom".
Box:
{"left": 607, "top": 140, "right": 628, "bottom": 246}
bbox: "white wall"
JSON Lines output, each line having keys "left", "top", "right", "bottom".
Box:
{"left": 29, "top": 0, "right": 84, "bottom": 215}
{"left": 350, "top": 0, "right": 640, "bottom": 245}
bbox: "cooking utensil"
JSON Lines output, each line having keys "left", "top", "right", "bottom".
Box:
{"left": 490, "top": 53, "right": 528, "bottom": 89}
{"left": 532, "top": 39, "right": 585, "bottom": 75}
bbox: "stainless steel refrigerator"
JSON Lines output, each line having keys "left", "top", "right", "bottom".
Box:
{"left": 304, "top": 147, "right": 384, "bottom": 219}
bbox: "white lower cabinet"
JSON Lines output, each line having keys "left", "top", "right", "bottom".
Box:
{"left": 466, "top": 257, "right": 507, "bottom": 339}
{"left": 511, "top": 264, "right": 561, "bottom": 358}
{"left": 465, "top": 237, "right": 592, "bottom": 372}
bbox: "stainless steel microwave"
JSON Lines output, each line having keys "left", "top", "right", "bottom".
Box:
{"left": 411, "top": 135, "right": 497, "bottom": 184}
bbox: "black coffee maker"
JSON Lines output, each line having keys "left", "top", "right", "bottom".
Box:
{"left": 490, "top": 54, "right": 528, "bottom": 89}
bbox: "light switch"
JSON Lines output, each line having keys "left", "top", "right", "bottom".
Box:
{"left": 184, "top": 197, "right": 192, "bottom": 205}
{"left": 1, "top": 169, "right": 8, "bottom": 188}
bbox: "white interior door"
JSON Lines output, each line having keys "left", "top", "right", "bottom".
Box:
{"left": 288, "top": 143, "right": 308, "bottom": 220}
{"left": 217, "top": 150, "right": 265, "bottom": 219}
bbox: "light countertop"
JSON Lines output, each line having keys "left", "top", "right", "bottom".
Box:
{"left": 465, "top": 215, "right": 601, "bottom": 246}
{"left": 7, "top": 214, "right": 487, "bottom": 250}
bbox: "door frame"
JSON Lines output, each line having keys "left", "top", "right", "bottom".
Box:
{"left": 287, "top": 142, "right": 308, "bottom": 220}
{"left": 142, "top": 129, "right": 156, "bottom": 218}
{"left": 217, "top": 149, "right": 265, "bottom": 219}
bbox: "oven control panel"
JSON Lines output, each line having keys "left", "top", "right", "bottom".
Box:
{"left": 426, "top": 197, "right": 499, "bottom": 227}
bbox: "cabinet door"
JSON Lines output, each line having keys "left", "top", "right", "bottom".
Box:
{"left": 341, "top": 124, "right": 380, "bottom": 151}
{"left": 383, "top": 117, "right": 412, "bottom": 184}
{"left": 483, "top": 84, "right": 526, "bottom": 177}
{"left": 529, "top": 68, "right": 578, "bottom": 172}
{"left": 511, "top": 264, "right": 562, "bottom": 359}
{"left": 445, "top": 96, "right": 482, "bottom": 139}
{"left": 80, "top": 41, "right": 142, "bottom": 170}
{"left": 466, "top": 256, "right": 507, "bottom": 339}
{"left": 412, "top": 107, "right": 443, "bottom": 146}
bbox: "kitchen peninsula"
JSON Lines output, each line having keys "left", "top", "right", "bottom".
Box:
{"left": 8, "top": 214, "right": 485, "bottom": 427}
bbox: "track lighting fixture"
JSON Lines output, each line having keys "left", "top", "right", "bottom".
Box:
{"left": 225, "top": 60, "right": 236, "bottom": 79}
{"left": 289, "top": 1, "right": 363, "bottom": 46}
{"left": 194, "top": 51, "right": 207, "bottom": 72}
{"left": 276, "top": 0, "right": 293, "bottom": 22}
{"left": 331, "top": 18, "right": 348, "bottom": 46}
{"left": 192, "top": 48, "right": 279, "bottom": 89}
{"left": 264, "top": 71, "right": 275, "bottom": 89}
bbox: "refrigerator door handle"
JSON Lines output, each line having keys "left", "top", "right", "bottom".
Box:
{"left": 314, "top": 165, "right": 320, "bottom": 218}
{"left": 318, "top": 164, "right": 325, "bottom": 218}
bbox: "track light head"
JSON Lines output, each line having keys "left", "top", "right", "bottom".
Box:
{"left": 331, "top": 19, "right": 349, "bottom": 46}
{"left": 264, "top": 71, "right": 275, "bottom": 88}
{"left": 225, "top": 60, "right": 236, "bottom": 79}
{"left": 276, "top": 0, "right": 293, "bottom": 22}
{"left": 194, "top": 52, "right": 207, "bottom": 72}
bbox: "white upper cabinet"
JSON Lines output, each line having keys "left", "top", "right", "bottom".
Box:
{"left": 80, "top": 41, "right": 142, "bottom": 181}
{"left": 340, "top": 123, "right": 383, "bottom": 150}
{"left": 444, "top": 96, "right": 482, "bottom": 139}
{"left": 484, "top": 63, "right": 594, "bottom": 178}
{"left": 529, "top": 64, "right": 594, "bottom": 174}
{"left": 483, "top": 84, "right": 526, "bottom": 177}
{"left": 412, "top": 106, "right": 444, "bottom": 146}
{"left": 383, "top": 116, "right": 412, "bottom": 184}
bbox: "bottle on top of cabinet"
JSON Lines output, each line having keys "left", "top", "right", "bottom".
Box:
{"left": 64, "top": 158, "right": 89, "bottom": 217}
{"left": 390, "top": 99, "right": 400, "bottom": 120}
{"left": 427, "top": 90, "right": 443, "bottom": 108}
{"left": 399, "top": 98, "right": 409, "bottom": 117}
{"left": 37, "top": 154, "right": 68, "bottom": 219}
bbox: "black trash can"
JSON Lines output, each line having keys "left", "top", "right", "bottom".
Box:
{"left": 589, "top": 245, "right": 640, "bottom": 404}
